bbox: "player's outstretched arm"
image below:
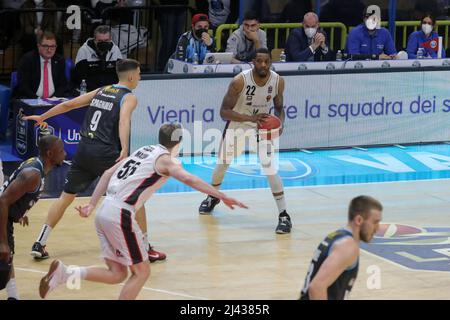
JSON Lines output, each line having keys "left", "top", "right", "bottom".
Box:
{"left": 0, "top": 170, "right": 41, "bottom": 261}
{"left": 307, "top": 237, "right": 358, "bottom": 300}
{"left": 116, "top": 94, "right": 138, "bottom": 162}
{"left": 155, "top": 155, "right": 248, "bottom": 210}
{"left": 23, "top": 89, "right": 99, "bottom": 126}
{"left": 76, "top": 160, "right": 125, "bottom": 218}
{"left": 220, "top": 75, "right": 269, "bottom": 125}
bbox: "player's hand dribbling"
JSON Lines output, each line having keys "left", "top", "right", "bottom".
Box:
{"left": 0, "top": 242, "right": 10, "bottom": 262}
{"left": 76, "top": 204, "right": 95, "bottom": 218}
{"left": 222, "top": 196, "right": 248, "bottom": 210}
{"left": 252, "top": 113, "right": 270, "bottom": 127}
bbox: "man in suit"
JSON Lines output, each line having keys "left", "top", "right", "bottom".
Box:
{"left": 15, "top": 31, "right": 69, "bottom": 98}
{"left": 285, "top": 12, "right": 334, "bottom": 62}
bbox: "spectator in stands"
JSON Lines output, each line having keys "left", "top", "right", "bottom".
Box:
{"left": 74, "top": 25, "right": 122, "bottom": 92}
{"left": 0, "top": 0, "right": 26, "bottom": 49}
{"left": 406, "top": 14, "right": 446, "bottom": 59}
{"left": 15, "top": 31, "right": 69, "bottom": 98}
{"left": 174, "top": 13, "right": 214, "bottom": 64}
{"left": 285, "top": 12, "right": 333, "bottom": 62}
{"left": 345, "top": 5, "right": 397, "bottom": 60}
{"left": 19, "top": 0, "right": 60, "bottom": 54}
{"left": 225, "top": 11, "right": 267, "bottom": 64}
{"left": 196, "top": 0, "right": 239, "bottom": 30}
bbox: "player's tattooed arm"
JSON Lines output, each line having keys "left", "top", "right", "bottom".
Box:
{"left": 23, "top": 89, "right": 100, "bottom": 125}
{"left": 273, "top": 76, "right": 285, "bottom": 126}
{"left": 0, "top": 170, "right": 40, "bottom": 261}
{"left": 220, "top": 75, "right": 268, "bottom": 125}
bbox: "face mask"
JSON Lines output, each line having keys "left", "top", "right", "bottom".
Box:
{"left": 194, "top": 28, "right": 208, "bottom": 38}
{"left": 304, "top": 27, "right": 317, "bottom": 38}
{"left": 422, "top": 24, "right": 433, "bottom": 35}
{"left": 96, "top": 41, "right": 113, "bottom": 53}
{"left": 365, "top": 17, "right": 378, "bottom": 31}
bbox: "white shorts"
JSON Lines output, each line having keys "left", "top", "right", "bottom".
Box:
{"left": 219, "top": 121, "right": 279, "bottom": 174}
{"left": 95, "top": 198, "right": 148, "bottom": 266}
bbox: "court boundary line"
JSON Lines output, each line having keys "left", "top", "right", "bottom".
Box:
{"left": 15, "top": 267, "right": 209, "bottom": 300}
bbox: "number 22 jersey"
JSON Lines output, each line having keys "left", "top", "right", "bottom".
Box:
{"left": 106, "top": 144, "right": 170, "bottom": 210}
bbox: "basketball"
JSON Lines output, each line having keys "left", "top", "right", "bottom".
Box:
{"left": 258, "top": 115, "right": 281, "bottom": 140}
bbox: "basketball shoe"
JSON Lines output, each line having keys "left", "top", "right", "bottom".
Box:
{"left": 276, "top": 211, "right": 292, "bottom": 234}
{"left": 148, "top": 245, "right": 166, "bottom": 263}
{"left": 30, "top": 242, "right": 49, "bottom": 260}
{"left": 199, "top": 195, "right": 220, "bottom": 215}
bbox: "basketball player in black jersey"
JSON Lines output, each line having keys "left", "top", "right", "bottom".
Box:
{"left": 0, "top": 135, "right": 65, "bottom": 299}
{"left": 24, "top": 59, "right": 166, "bottom": 263}
{"left": 300, "top": 196, "right": 382, "bottom": 300}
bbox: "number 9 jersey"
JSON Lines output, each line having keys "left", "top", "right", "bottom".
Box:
{"left": 107, "top": 144, "right": 170, "bottom": 210}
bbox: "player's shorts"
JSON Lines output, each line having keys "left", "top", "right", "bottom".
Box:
{"left": 218, "top": 121, "right": 279, "bottom": 174}
{"left": 64, "top": 140, "right": 120, "bottom": 194}
{"left": 95, "top": 197, "right": 148, "bottom": 266}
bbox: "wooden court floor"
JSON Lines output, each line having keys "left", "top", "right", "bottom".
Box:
{"left": 2, "top": 179, "right": 450, "bottom": 300}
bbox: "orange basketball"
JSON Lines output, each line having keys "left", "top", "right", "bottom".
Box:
{"left": 258, "top": 115, "right": 281, "bottom": 140}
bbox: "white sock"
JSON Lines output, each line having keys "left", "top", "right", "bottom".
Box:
{"left": 267, "top": 175, "right": 287, "bottom": 214}
{"left": 142, "top": 232, "right": 149, "bottom": 251}
{"left": 274, "top": 193, "right": 287, "bottom": 214}
{"left": 36, "top": 224, "right": 52, "bottom": 246}
{"left": 6, "top": 278, "right": 19, "bottom": 300}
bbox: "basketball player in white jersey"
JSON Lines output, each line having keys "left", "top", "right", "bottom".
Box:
{"left": 38, "top": 123, "right": 247, "bottom": 300}
{"left": 198, "top": 47, "right": 292, "bottom": 234}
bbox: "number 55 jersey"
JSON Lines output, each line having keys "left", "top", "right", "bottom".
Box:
{"left": 107, "top": 144, "right": 170, "bottom": 211}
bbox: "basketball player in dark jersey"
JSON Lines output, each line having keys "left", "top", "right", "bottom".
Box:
{"left": 300, "top": 195, "right": 382, "bottom": 300}
{"left": 0, "top": 135, "right": 65, "bottom": 300}
{"left": 23, "top": 59, "right": 166, "bottom": 263}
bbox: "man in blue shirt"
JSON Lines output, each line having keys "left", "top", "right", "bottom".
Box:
{"left": 346, "top": 5, "right": 397, "bottom": 60}
{"left": 406, "top": 14, "right": 446, "bottom": 59}
{"left": 175, "top": 13, "right": 215, "bottom": 64}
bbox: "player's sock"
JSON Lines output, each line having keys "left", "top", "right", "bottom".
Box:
{"left": 142, "top": 232, "right": 150, "bottom": 251}
{"left": 6, "top": 278, "right": 19, "bottom": 300}
{"left": 267, "top": 174, "right": 288, "bottom": 215}
{"left": 36, "top": 224, "right": 52, "bottom": 246}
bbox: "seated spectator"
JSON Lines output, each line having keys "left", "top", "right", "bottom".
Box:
{"left": 174, "top": 13, "right": 214, "bottom": 64}
{"left": 74, "top": 25, "right": 123, "bottom": 92}
{"left": 346, "top": 5, "right": 397, "bottom": 60}
{"left": 285, "top": 12, "right": 333, "bottom": 62}
{"left": 406, "top": 14, "right": 446, "bottom": 59}
{"left": 225, "top": 11, "right": 267, "bottom": 64}
{"left": 15, "top": 31, "right": 69, "bottom": 98}
{"left": 195, "top": 0, "right": 239, "bottom": 30}
{"left": 19, "top": 0, "right": 61, "bottom": 54}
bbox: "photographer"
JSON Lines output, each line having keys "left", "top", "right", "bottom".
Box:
{"left": 74, "top": 25, "right": 123, "bottom": 92}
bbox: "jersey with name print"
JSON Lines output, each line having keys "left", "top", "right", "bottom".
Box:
{"left": 233, "top": 69, "right": 279, "bottom": 127}
{"left": 300, "top": 229, "right": 359, "bottom": 300}
{"left": 80, "top": 85, "right": 132, "bottom": 151}
{"left": 107, "top": 144, "right": 170, "bottom": 210}
{"left": 0, "top": 157, "right": 45, "bottom": 222}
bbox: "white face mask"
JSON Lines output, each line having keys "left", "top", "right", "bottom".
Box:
{"left": 422, "top": 24, "right": 433, "bottom": 35}
{"left": 305, "top": 27, "right": 317, "bottom": 38}
{"left": 365, "top": 16, "right": 378, "bottom": 31}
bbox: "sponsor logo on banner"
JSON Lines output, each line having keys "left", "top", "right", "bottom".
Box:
{"left": 361, "top": 223, "right": 450, "bottom": 271}
{"left": 16, "top": 108, "right": 27, "bottom": 155}
{"left": 326, "top": 63, "right": 335, "bottom": 70}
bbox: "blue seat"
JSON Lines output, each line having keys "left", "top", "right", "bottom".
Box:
{"left": 10, "top": 71, "right": 18, "bottom": 92}
{"left": 65, "top": 58, "right": 74, "bottom": 82}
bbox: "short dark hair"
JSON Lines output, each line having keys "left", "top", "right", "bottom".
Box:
{"left": 252, "top": 47, "right": 270, "bottom": 60}
{"left": 348, "top": 196, "right": 383, "bottom": 221}
{"left": 37, "top": 31, "right": 56, "bottom": 44}
{"left": 38, "top": 134, "right": 60, "bottom": 155}
{"left": 116, "top": 59, "right": 140, "bottom": 74}
{"left": 159, "top": 123, "right": 183, "bottom": 149}
{"left": 421, "top": 14, "right": 435, "bottom": 26}
{"left": 244, "top": 10, "right": 259, "bottom": 22}
{"left": 94, "top": 25, "right": 111, "bottom": 37}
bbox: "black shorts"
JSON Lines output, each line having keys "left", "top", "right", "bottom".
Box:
{"left": 64, "top": 140, "right": 120, "bottom": 194}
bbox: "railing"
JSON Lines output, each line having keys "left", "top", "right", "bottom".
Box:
{"left": 215, "top": 22, "right": 348, "bottom": 52}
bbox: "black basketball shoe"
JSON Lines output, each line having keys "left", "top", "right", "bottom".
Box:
{"left": 199, "top": 195, "right": 220, "bottom": 215}
{"left": 30, "top": 242, "right": 49, "bottom": 260}
{"left": 276, "top": 212, "right": 292, "bottom": 234}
